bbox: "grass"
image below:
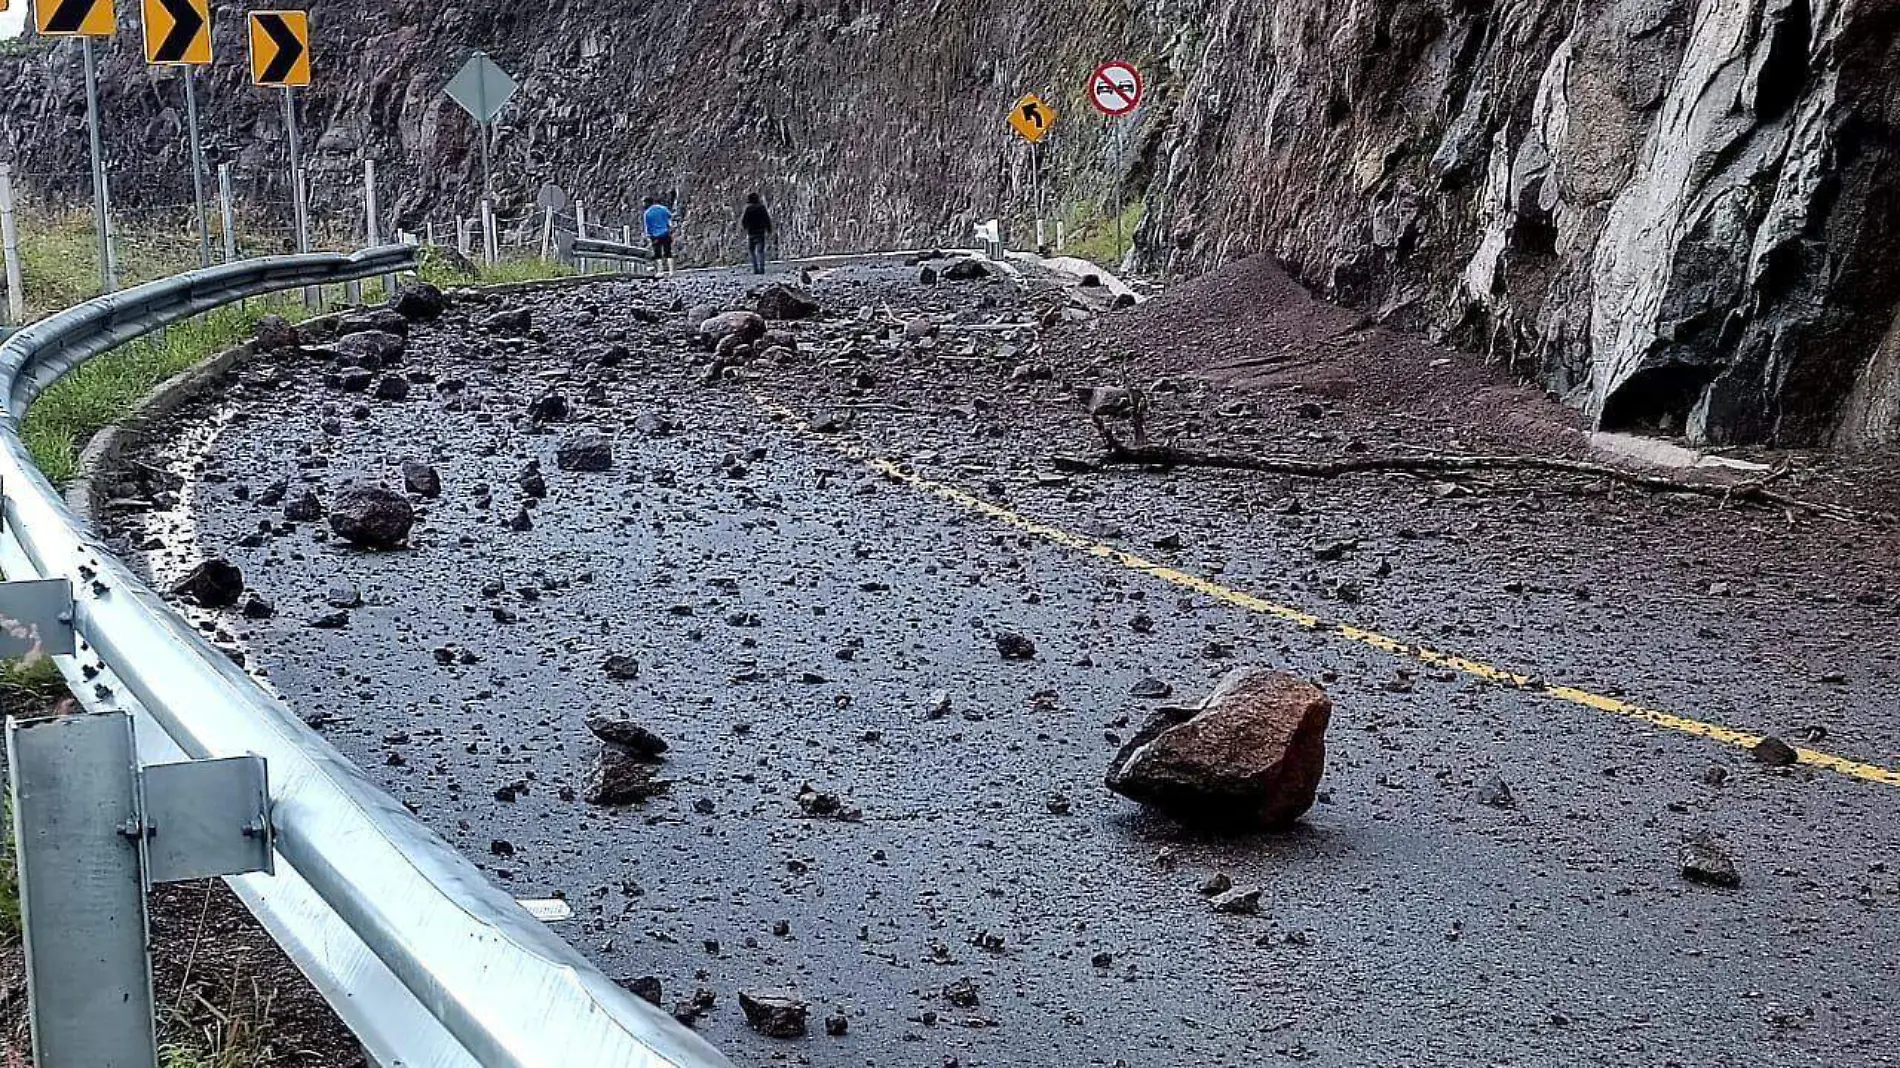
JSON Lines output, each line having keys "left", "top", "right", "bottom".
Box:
{"left": 1062, "top": 199, "right": 1144, "bottom": 270}
{"left": 418, "top": 245, "right": 575, "bottom": 288}
{"left": 0, "top": 658, "right": 64, "bottom": 943}
{"left": 20, "top": 297, "right": 308, "bottom": 484}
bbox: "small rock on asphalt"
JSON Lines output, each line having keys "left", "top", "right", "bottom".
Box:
{"left": 738, "top": 990, "right": 810, "bottom": 1039}
{"left": 585, "top": 746, "right": 669, "bottom": 805}
{"left": 402, "top": 461, "right": 442, "bottom": 498}
{"left": 995, "top": 632, "right": 1037, "bottom": 660}
{"left": 171, "top": 558, "right": 245, "bottom": 609}
{"left": 392, "top": 282, "right": 445, "bottom": 321}
{"left": 1679, "top": 833, "right": 1741, "bottom": 887}
{"left": 555, "top": 432, "right": 614, "bottom": 472}
{"left": 1475, "top": 774, "right": 1516, "bottom": 809}
{"left": 1751, "top": 736, "right": 1799, "bottom": 767}
{"left": 1211, "top": 886, "right": 1263, "bottom": 914}
{"left": 584, "top": 713, "right": 669, "bottom": 759}
{"left": 756, "top": 284, "right": 820, "bottom": 321}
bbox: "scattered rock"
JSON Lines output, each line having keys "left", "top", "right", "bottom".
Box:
{"left": 1475, "top": 774, "right": 1516, "bottom": 809}
{"left": 700, "top": 311, "right": 768, "bottom": 347}
{"left": 240, "top": 595, "right": 275, "bottom": 620}
{"left": 1751, "top": 736, "right": 1799, "bottom": 767}
{"left": 620, "top": 976, "right": 663, "bottom": 1006}
{"left": 336, "top": 329, "right": 406, "bottom": 366}
{"left": 171, "top": 558, "right": 245, "bottom": 609}
{"left": 796, "top": 783, "right": 860, "bottom": 821}
{"left": 373, "top": 375, "right": 411, "bottom": 401}
{"left": 324, "top": 583, "right": 362, "bottom": 609}
{"left": 1106, "top": 667, "right": 1332, "bottom": 831}
{"left": 942, "top": 978, "right": 980, "bottom": 1008}
{"left": 392, "top": 281, "right": 445, "bottom": 321}
{"left": 585, "top": 747, "right": 669, "bottom": 805}
{"left": 328, "top": 484, "right": 416, "bottom": 549}
{"left": 1198, "top": 871, "right": 1233, "bottom": 896}
{"left": 1210, "top": 886, "right": 1263, "bottom": 915}
{"left": 738, "top": 990, "right": 809, "bottom": 1039}
{"left": 995, "top": 632, "right": 1037, "bottom": 660}
{"left": 309, "top": 610, "right": 350, "bottom": 630}
{"left": 1130, "top": 677, "right": 1173, "bottom": 699}
{"left": 529, "top": 392, "right": 570, "bottom": 423}
{"left": 555, "top": 432, "right": 614, "bottom": 472}
{"left": 584, "top": 713, "right": 669, "bottom": 759}
{"left": 944, "top": 258, "right": 991, "bottom": 281}
{"left": 903, "top": 316, "right": 938, "bottom": 340}
{"left": 824, "top": 1013, "right": 849, "bottom": 1037}
{"left": 253, "top": 314, "right": 300, "bottom": 351}
{"left": 284, "top": 489, "right": 324, "bottom": 523}
{"left": 756, "top": 284, "right": 820, "bottom": 321}
{"left": 338, "top": 308, "right": 409, "bottom": 337}
{"left": 401, "top": 461, "right": 441, "bottom": 498}
{"left": 1679, "top": 833, "right": 1741, "bottom": 887}
{"left": 601, "top": 654, "right": 641, "bottom": 681}
{"left": 480, "top": 307, "right": 532, "bottom": 333}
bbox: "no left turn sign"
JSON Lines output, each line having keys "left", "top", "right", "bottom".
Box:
{"left": 1089, "top": 61, "right": 1143, "bottom": 117}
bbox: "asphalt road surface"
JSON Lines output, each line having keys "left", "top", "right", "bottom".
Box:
{"left": 106, "top": 263, "right": 1900, "bottom": 1067}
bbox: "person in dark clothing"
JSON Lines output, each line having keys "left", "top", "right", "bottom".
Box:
{"left": 741, "top": 193, "right": 773, "bottom": 274}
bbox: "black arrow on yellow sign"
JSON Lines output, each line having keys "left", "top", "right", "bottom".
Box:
{"left": 1021, "top": 103, "right": 1047, "bottom": 130}
{"left": 144, "top": 0, "right": 210, "bottom": 65}
{"left": 37, "top": 0, "right": 115, "bottom": 36}
{"left": 248, "top": 10, "right": 310, "bottom": 87}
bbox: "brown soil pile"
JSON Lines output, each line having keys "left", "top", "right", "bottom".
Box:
{"left": 1048, "top": 255, "right": 1588, "bottom": 457}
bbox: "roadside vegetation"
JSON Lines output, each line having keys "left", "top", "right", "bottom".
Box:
{"left": 1062, "top": 199, "right": 1144, "bottom": 271}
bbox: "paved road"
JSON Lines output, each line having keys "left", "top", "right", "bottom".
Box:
{"left": 109, "top": 265, "right": 1900, "bottom": 1067}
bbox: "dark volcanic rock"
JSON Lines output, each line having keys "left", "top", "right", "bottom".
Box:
{"left": 756, "top": 284, "right": 820, "bottom": 321}
{"left": 373, "top": 375, "right": 411, "bottom": 401}
{"left": 392, "top": 282, "right": 445, "bottom": 321}
{"left": 995, "top": 631, "right": 1037, "bottom": 660}
{"left": 172, "top": 558, "right": 245, "bottom": 609}
{"left": 584, "top": 713, "right": 669, "bottom": 759}
{"left": 480, "top": 307, "right": 533, "bottom": 333}
{"left": 738, "top": 990, "right": 809, "bottom": 1039}
{"left": 402, "top": 461, "right": 442, "bottom": 498}
{"left": 328, "top": 484, "right": 416, "bottom": 549}
{"left": 529, "top": 392, "right": 570, "bottom": 423}
{"left": 253, "top": 314, "right": 300, "bottom": 351}
{"left": 944, "top": 258, "right": 992, "bottom": 281}
{"left": 1751, "top": 735, "right": 1800, "bottom": 767}
{"left": 555, "top": 432, "right": 614, "bottom": 472}
{"left": 335, "top": 329, "right": 406, "bottom": 366}
{"left": 585, "top": 746, "right": 669, "bottom": 805}
{"left": 700, "top": 311, "right": 768, "bottom": 347}
{"left": 338, "top": 308, "right": 410, "bottom": 337}
{"left": 1106, "top": 667, "right": 1331, "bottom": 831}
{"left": 1679, "top": 833, "right": 1741, "bottom": 887}
{"left": 620, "top": 976, "right": 664, "bottom": 1006}
{"left": 284, "top": 489, "right": 325, "bottom": 522}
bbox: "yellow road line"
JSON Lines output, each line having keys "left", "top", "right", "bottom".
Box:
{"left": 754, "top": 393, "right": 1900, "bottom": 790}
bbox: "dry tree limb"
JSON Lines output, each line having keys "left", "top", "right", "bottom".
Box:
{"left": 1088, "top": 424, "right": 1888, "bottom": 525}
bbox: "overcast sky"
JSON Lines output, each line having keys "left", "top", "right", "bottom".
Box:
{"left": 1, "top": 9, "right": 24, "bottom": 38}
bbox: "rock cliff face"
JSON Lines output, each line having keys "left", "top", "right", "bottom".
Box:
{"left": 2, "top": 0, "right": 1897, "bottom": 447}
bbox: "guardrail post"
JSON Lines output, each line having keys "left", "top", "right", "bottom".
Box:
{"left": 0, "top": 163, "right": 23, "bottom": 325}
{"left": 456, "top": 216, "right": 471, "bottom": 258}
{"left": 540, "top": 205, "right": 554, "bottom": 261}
{"left": 480, "top": 199, "right": 497, "bottom": 266}
{"left": 6, "top": 707, "right": 274, "bottom": 1068}
{"left": 364, "top": 161, "right": 395, "bottom": 300}
{"left": 574, "top": 199, "right": 588, "bottom": 273}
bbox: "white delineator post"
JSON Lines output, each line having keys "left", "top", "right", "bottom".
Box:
{"left": 364, "top": 160, "right": 396, "bottom": 299}
{"left": 574, "top": 199, "right": 589, "bottom": 273}
{"left": 457, "top": 216, "right": 471, "bottom": 257}
{"left": 0, "top": 163, "right": 23, "bottom": 325}
{"left": 539, "top": 205, "right": 554, "bottom": 261}
{"left": 217, "top": 164, "right": 239, "bottom": 263}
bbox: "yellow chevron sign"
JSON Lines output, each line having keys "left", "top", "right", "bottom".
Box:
{"left": 248, "top": 10, "right": 311, "bottom": 88}
{"left": 34, "top": 0, "right": 115, "bottom": 36}
{"left": 142, "top": 0, "right": 211, "bottom": 65}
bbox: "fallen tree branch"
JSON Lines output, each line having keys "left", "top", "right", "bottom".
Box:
{"left": 1089, "top": 426, "right": 1888, "bottom": 525}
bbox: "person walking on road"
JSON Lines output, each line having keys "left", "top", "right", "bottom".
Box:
{"left": 643, "top": 197, "right": 676, "bottom": 276}
{"left": 741, "top": 193, "right": 773, "bottom": 275}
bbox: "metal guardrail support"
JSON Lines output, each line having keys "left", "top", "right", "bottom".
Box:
{"left": 0, "top": 249, "right": 732, "bottom": 1068}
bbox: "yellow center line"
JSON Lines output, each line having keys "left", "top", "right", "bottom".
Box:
{"left": 753, "top": 393, "right": 1900, "bottom": 790}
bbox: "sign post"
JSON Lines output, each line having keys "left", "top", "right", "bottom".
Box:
{"left": 1008, "top": 93, "right": 1057, "bottom": 254}
{"left": 249, "top": 11, "right": 311, "bottom": 297}
{"left": 142, "top": 0, "right": 214, "bottom": 268}
{"left": 1088, "top": 61, "right": 1144, "bottom": 263}
{"left": 446, "top": 50, "right": 519, "bottom": 266}
{"left": 36, "top": 0, "right": 118, "bottom": 293}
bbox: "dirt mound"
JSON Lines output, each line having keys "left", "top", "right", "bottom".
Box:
{"left": 1050, "top": 255, "right": 1588, "bottom": 456}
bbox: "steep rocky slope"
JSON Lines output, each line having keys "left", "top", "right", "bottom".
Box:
{"left": 2, "top": 0, "right": 1898, "bottom": 448}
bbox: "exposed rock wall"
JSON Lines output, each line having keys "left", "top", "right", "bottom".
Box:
{"left": 2, "top": 0, "right": 1898, "bottom": 446}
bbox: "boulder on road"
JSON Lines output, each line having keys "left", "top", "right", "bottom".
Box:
{"left": 700, "top": 311, "right": 767, "bottom": 347}
{"left": 585, "top": 746, "right": 668, "bottom": 805}
{"left": 284, "top": 489, "right": 324, "bottom": 522}
{"left": 1106, "top": 667, "right": 1331, "bottom": 831}
{"left": 172, "top": 558, "right": 245, "bottom": 609}
{"left": 480, "top": 307, "right": 532, "bottom": 334}
{"left": 756, "top": 284, "right": 820, "bottom": 321}
{"left": 253, "top": 314, "right": 301, "bottom": 352}
{"left": 328, "top": 484, "right": 415, "bottom": 549}
{"left": 401, "top": 461, "right": 441, "bottom": 498}
{"left": 338, "top": 308, "right": 410, "bottom": 337}
{"left": 392, "top": 281, "right": 446, "bottom": 321}
{"left": 555, "top": 432, "right": 614, "bottom": 472}
{"left": 944, "top": 258, "right": 992, "bottom": 282}
{"left": 738, "top": 991, "right": 809, "bottom": 1039}
{"left": 585, "top": 713, "right": 669, "bottom": 759}
{"left": 335, "top": 329, "right": 406, "bottom": 367}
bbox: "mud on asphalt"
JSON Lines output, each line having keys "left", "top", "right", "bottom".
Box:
{"left": 101, "top": 260, "right": 1900, "bottom": 1067}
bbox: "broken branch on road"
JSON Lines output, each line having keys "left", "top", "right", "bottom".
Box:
{"left": 1088, "top": 426, "right": 1889, "bottom": 525}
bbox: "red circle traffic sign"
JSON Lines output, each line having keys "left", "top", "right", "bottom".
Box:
{"left": 1089, "top": 62, "right": 1143, "bottom": 117}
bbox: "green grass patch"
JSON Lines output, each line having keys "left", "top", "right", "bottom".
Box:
{"left": 1063, "top": 200, "right": 1144, "bottom": 270}
{"left": 418, "top": 246, "right": 575, "bottom": 289}
{"left": 21, "top": 298, "right": 306, "bottom": 484}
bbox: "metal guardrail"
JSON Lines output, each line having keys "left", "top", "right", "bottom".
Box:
{"left": 0, "top": 249, "right": 732, "bottom": 1068}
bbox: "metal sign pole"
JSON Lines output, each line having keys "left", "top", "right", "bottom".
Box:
{"left": 81, "top": 37, "right": 112, "bottom": 294}
{"left": 283, "top": 87, "right": 308, "bottom": 254}
{"left": 184, "top": 69, "right": 212, "bottom": 269}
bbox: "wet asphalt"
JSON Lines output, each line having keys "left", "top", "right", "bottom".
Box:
{"left": 106, "top": 266, "right": 1900, "bottom": 1067}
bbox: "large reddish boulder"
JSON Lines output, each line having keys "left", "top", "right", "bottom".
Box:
{"left": 1106, "top": 668, "right": 1331, "bottom": 830}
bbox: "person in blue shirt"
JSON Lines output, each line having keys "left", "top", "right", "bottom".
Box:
{"left": 643, "top": 198, "right": 675, "bottom": 276}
